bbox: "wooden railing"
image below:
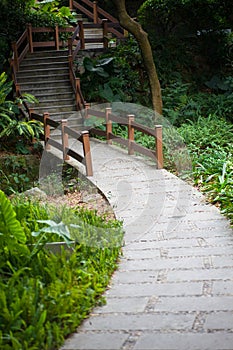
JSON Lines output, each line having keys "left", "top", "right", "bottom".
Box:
{"left": 11, "top": 23, "right": 86, "bottom": 111}
{"left": 32, "top": 112, "right": 93, "bottom": 176}
{"left": 69, "top": 0, "right": 124, "bottom": 38}
{"left": 85, "top": 106, "right": 164, "bottom": 169}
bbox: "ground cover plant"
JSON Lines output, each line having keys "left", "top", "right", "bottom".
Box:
{"left": 0, "top": 191, "right": 124, "bottom": 350}
{"left": 178, "top": 115, "right": 233, "bottom": 224}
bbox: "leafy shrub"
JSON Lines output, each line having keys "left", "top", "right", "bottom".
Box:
{"left": 138, "top": 0, "right": 233, "bottom": 82}
{"left": 77, "top": 37, "right": 150, "bottom": 105}
{"left": 0, "top": 72, "right": 43, "bottom": 152}
{"left": 178, "top": 115, "right": 233, "bottom": 223}
{"left": 162, "top": 79, "right": 233, "bottom": 125}
{"left": 0, "top": 191, "right": 124, "bottom": 349}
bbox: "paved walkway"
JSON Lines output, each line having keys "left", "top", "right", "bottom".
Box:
{"left": 58, "top": 140, "right": 233, "bottom": 350}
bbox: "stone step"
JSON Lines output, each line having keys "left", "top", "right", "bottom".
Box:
{"left": 35, "top": 91, "right": 74, "bottom": 102}
{"left": 33, "top": 103, "right": 77, "bottom": 114}
{"left": 17, "top": 68, "right": 69, "bottom": 79}
{"left": 25, "top": 49, "right": 68, "bottom": 58}
{"left": 34, "top": 96, "right": 75, "bottom": 107}
{"left": 20, "top": 60, "right": 68, "bottom": 70}
{"left": 17, "top": 73, "right": 70, "bottom": 86}
{"left": 19, "top": 79, "right": 71, "bottom": 89}
{"left": 48, "top": 111, "right": 83, "bottom": 121}
{"left": 22, "top": 86, "right": 73, "bottom": 96}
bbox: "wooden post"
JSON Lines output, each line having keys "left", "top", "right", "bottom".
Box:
{"left": 43, "top": 112, "right": 51, "bottom": 150}
{"left": 155, "top": 125, "right": 163, "bottom": 169}
{"left": 28, "top": 108, "right": 33, "bottom": 120}
{"left": 27, "top": 23, "right": 33, "bottom": 53}
{"left": 93, "top": 1, "right": 98, "bottom": 24}
{"left": 82, "top": 131, "right": 93, "bottom": 176}
{"left": 68, "top": 37, "right": 72, "bottom": 57}
{"left": 75, "top": 77, "right": 82, "bottom": 110}
{"left": 12, "top": 42, "right": 19, "bottom": 71}
{"left": 105, "top": 107, "right": 112, "bottom": 144}
{"left": 15, "top": 83, "right": 20, "bottom": 97}
{"left": 85, "top": 103, "right": 90, "bottom": 119}
{"left": 61, "top": 119, "right": 70, "bottom": 160}
{"left": 128, "top": 114, "right": 135, "bottom": 155}
{"left": 78, "top": 21, "right": 85, "bottom": 49}
{"left": 69, "top": 0, "right": 73, "bottom": 10}
{"left": 55, "top": 25, "right": 59, "bottom": 50}
{"left": 68, "top": 54, "right": 73, "bottom": 83}
{"left": 102, "top": 19, "right": 108, "bottom": 49}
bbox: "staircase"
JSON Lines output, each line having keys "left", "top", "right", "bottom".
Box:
{"left": 16, "top": 50, "right": 83, "bottom": 129}
{"left": 13, "top": 1, "right": 124, "bottom": 129}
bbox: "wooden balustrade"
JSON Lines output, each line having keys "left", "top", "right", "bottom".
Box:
{"left": 70, "top": 0, "right": 124, "bottom": 38}
{"left": 40, "top": 112, "right": 93, "bottom": 176}
{"left": 85, "top": 106, "right": 164, "bottom": 169}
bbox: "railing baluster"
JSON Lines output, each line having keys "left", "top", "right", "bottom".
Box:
{"left": 82, "top": 131, "right": 93, "bottom": 176}
{"left": 61, "top": 119, "right": 70, "bottom": 160}
{"left": 106, "top": 107, "right": 112, "bottom": 144}
{"left": 85, "top": 103, "right": 91, "bottom": 119}
{"left": 78, "top": 21, "right": 85, "bottom": 49}
{"left": 102, "top": 19, "right": 108, "bottom": 49}
{"left": 155, "top": 125, "right": 163, "bottom": 169}
{"left": 27, "top": 23, "right": 33, "bottom": 53}
{"left": 43, "top": 112, "right": 51, "bottom": 150}
{"left": 128, "top": 114, "right": 135, "bottom": 155}
{"left": 55, "top": 25, "right": 59, "bottom": 50}
{"left": 93, "top": 1, "right": 98, "bottom": 24}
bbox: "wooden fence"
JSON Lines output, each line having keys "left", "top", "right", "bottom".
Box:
{"left": 85, "top": 105, "right": 164, "bottom": 169}
{"left": 32, "top": 112, "right": 93, "bottom": 176}
{"left": 69, "top": 0, "right": 124, "bottom": 38}
{"left": 11, "top": 18, "right": 125, "bottom": 105}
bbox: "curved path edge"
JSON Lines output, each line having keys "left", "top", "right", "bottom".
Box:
{"left": 55, "top": 139, "right": 233, "bottom": 350}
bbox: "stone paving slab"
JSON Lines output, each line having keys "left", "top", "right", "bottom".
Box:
{"left": 59, "top": 140, "right": 233, "bottom": 350}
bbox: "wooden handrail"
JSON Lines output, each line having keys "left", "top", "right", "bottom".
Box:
{"left": 85, "top": 106, "right": 164, "bottom": 169}
{"left": 37, "top": 112, "right": 93, "bottom": 176}
{"left": 70, "top": 0, "right": 124, "bottom": 38}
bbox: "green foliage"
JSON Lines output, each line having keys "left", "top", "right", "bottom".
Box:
{"left": 0, "top": 155, "right": 40, "bottom": 195}
{"left": 138, "top": 0, "right": 233, "bottom": 84}
{"left": 162, "top": 78, "right": 233, "bottom": 125}
{"left": 0, "top": 72, "right": 43, "bottom": 152}
{"left": 0, "top": 193, "right": 124, "bottom": 349}
{"left": 178, "top": 115, "right": 233, "bottom": 223}
{"left": 78, "top": 38, "right": 149, "bottom": 105}
{"left": 27, "top": 0, "right": 74, "bottom": 28}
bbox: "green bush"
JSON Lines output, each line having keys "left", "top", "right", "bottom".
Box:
{"left": 0, "top": 191, "right": 124, "bottom": 350}
{"left": 178, "top": 115, "right": 233, "bottom": 223}
{"left": 78, "top": 37, "right": 150, "bottom": 105}
{"left": 162, "top": 79, "right": 233, "bottom": 125}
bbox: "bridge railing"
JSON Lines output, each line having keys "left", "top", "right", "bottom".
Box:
{"left": 31, "top": 111, "right": 93, "bottom": 176}
{"left": 69, "top": 0, "right": 124, "bottom": 38}
{"left": 11, "top": 23, "right": 85, "bottom": 111}
{"left": 85, "top": 105, "right": 164, "bottom": 169}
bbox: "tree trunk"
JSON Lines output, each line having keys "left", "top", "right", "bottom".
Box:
{"left": 111, "top": 0, "right": 162, "bottom": 115}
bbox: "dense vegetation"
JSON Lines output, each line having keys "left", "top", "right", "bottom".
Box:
{"left": 0, "top": 190, "right": 123, "bottom": 349}
{"left": 0, "top": 0, "right": 232, "bottom": 348}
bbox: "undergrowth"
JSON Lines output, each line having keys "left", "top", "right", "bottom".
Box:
{"left": 178, "top": 115, "right": 233, "bottom": 224}
{"left": 0, "top": 192, "right": 124, "bottom": 350}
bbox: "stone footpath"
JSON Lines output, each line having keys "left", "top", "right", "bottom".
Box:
{"left": 59, "top": 140, "right": 233, "bottom": 350}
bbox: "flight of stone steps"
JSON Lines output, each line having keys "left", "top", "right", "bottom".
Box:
{"left": 17, "top": 50, "right": 84, "bottom": 131}
{"left": 73, "top": 12, "right": 114, "bottom": 50}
